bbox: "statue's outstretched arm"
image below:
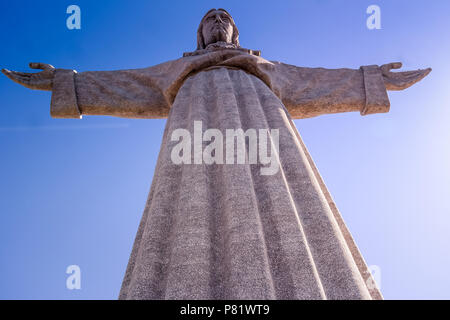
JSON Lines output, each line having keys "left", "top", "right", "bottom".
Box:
{"left": 270, "top": 61, "right": 431, "bottom": 119}
{"left": 2, "top": 62, "right": 173, "bottom": 119}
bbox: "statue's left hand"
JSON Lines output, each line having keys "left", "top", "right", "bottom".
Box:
{"left": 2, "top": 63, "right": 55, "bottom": 91}
{"left": 381, "top": 62, "right": 431, "bottom": 91}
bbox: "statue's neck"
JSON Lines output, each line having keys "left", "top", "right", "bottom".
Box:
{"left": 183, "top": 42, "right": 261, "bottom": 57}
{"left": 205, "top": 41, "right": 237, "bottom": 50}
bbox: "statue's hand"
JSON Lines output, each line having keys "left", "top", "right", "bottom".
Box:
{"left": 381, "top": 62, "right": 431, "bottom": 91}
{"left": 2, "top": 63, "right": 55, "bottom": 91}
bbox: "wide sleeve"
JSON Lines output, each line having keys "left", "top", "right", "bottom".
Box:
{"left": 49, "top": 59, "right": 187, "bottom": 119}
{"left": 268, "top": 62, "right": 390, "bottom": 119}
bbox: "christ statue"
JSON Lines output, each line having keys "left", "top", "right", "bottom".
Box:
{"left": 2, "top": 9, "right": 430, "bottom": 300}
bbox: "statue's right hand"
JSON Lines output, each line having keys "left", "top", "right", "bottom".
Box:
{"left": 2, "top": 63, "right": 55, "bottom": 91}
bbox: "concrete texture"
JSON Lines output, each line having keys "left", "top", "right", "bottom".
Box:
{"left": 1, "top": 8, "right": 432, "bottom": 300}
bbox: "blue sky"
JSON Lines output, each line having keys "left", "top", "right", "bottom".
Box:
{"left": 0, "top": 0, "right": 448, "bottom": 299}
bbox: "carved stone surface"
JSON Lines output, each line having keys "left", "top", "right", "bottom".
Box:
{"left": 49, "top": 50, "right": 391, "bottom": 120}
{"left": 117, "top": 66, "right": 381, "bottom": 299}
{"left": 2, "top": 8, "right": 431, "bottom": 300}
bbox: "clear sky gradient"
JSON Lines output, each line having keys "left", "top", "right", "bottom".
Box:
{"left": 0, "top": 0, "right": 449, "bottom": 299}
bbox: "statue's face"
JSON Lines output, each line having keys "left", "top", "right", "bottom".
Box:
{"left": 201, "top": 10, "right": 234, "bottom": 47}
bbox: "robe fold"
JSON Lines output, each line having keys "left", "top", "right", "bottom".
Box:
{"left": 50, "top": 49, "right": 387, "bottom": 299}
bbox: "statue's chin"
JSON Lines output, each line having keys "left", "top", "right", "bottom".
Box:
{"left": 205, "top": 29, "right": 231, "bottom": 46}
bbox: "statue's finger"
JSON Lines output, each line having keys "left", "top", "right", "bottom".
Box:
{"left": 385, "top": 67, "right": 431, "bottom": 91}
{"left": 391, "top": 68, "right": 432, "bottom": 90}
{"left": 2, "top": 69, "right": 19, "bottom": 81}
{"left": 2, "top": 69, "right": 31, "bottom": 85}
{"left": 391, "top": 62, "right": 402, "bottom": 69}
{"left": 389, "top": 70, "right": 419, "bottom": 79}
{"left": 422, "top": 67, "right": 432, "bottom": 77}
{"left": 381, "top": 62, "right": 403, "bottom": 74}
{"left": 411, "top": 68, "right": 432, "bottom": 82}
{"left": 1, "top": 68, "right": 10, "bottom": 77}
{"left": 29, "top": 62, "right": 54, "bottom": 70}
{"left": 9, "top": 70, "right": 32, "bottom": 77}
{"left": 401, "top": 69, "right": 432, "bottom": 82}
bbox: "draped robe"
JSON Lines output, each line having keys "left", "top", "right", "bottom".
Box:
{"left": 50, "top": 49, "right": 389, "bottom": 300}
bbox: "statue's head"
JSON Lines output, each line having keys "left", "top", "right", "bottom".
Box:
{"left": 197, "top": 9, "right": 240, "bottom": 50}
